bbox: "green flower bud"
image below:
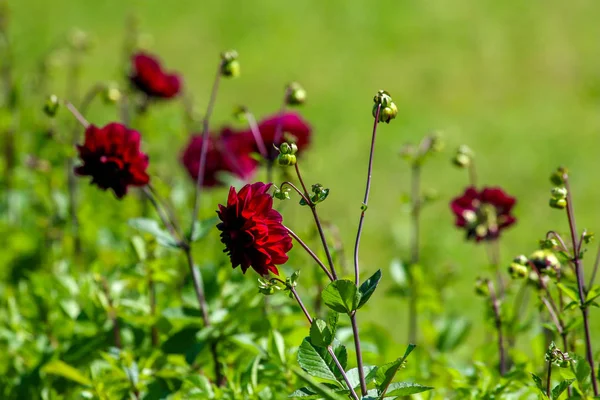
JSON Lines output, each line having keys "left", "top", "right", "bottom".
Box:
{"left": 220, "top": 50, "right": 240, "bottom": 78}
{"left": 44, "top": 94, "right": 60, "bottom": 117}
{"left": 277, "top": 153, "right": 296, "bottom": 166}
{"left": 373, "top": 90, "right": 397, "bottom": 123}
{"left": 279, "top": 142, "right": 292, "bottom": 155}
{"left": 474, "top": 277, "right": 490, "bottom": 297}
{"left": 452, "top": 153, "right": 471, "bottom": 168}
{"left": 508, "top": 262, "right": 528, "bottom": 279}
{"left": 529, "top": 250, "right": 560, "bottom": 272}
{"left": 289, "top": 142, "right": 298, "bottom": 155}
{"left": 378, "top": 102, "right": 398, "bottom": 124}
{"left": 549, "top": 198, "right": 567, "bottom": 210}
{"left": 103, "top": 85, "right": 121, "bottom": 104}
{"left": 583, "top": 231, "right": 594, "bottom": 244}
{"left": 550, "top": 187, "right": 568, "bottom": 200}
{"left": 513, "top": 255, "right": 528, "bottom": 265}
{"left": 233, "top": 105, "right": 248, "bottom": 122}
{"left": 549, "top": 167, "right": 567, "bottom": 186}
{"left": 539, "top": 238, "right": 559, "bottom": 250}
{"left": 286, "top": 82, "right": 306, "bottom": 106}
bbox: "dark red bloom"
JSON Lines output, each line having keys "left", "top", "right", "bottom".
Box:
{"left": 450, "top": 186, "right": 517, "bottom": 242}
{"left": 217, "top": 182, "right": 292, "bottom": 276}
{"left": 130, "top": 52, "right": 181, "bottom": 99}
{"left": 244, "top": 112, "right": 311, "bottom": 161}
{"left": 75, "top": 123, "right": 150, "bottom": 199}
{"left": 181, "top": 129, "right": 257, "bottom": 187}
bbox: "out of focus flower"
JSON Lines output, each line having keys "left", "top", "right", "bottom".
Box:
{"left": 181, "top": 128, "right": 257, "bottom": 187}
{"left": 130, "top": 52, "right": 181, "bottom": 99}
{"left": 450, "top": 186, "right": 516, "bottom": 242}
{"left": 75, "top": 123, "right": 149, "bottom": 198}
{"left": 217, "top": 182, "right": 292, "bottom": 276}
{"left": 241, "top": 112, "right": 311, "bottom": 162}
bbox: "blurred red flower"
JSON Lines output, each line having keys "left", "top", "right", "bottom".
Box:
{"left": 217, "top": 182, "right": 292, "bottom": 276}
{"left": 244, "top": 112, "right": 311, "bottom": 161}
{"left": 75, "top": 123, "right": 150, "bottom": 199}
{"left": 450, "top": 186, "right": 516, "bottom": 242}
{"left": 181, "top": 129, "right": 257, "bottom": 187}
{"left": 130, "top": 52, "right": 181, "bottom": 99}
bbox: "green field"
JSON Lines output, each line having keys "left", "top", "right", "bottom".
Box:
{"left": 6, "top": 0, "right": 600, "bottom": 370}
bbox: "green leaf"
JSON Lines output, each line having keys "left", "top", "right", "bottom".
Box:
{"left": 271, "top": 330, "right": 287, "bottom": 364}
{"left": 386, "top": 382, "right": 434, "bottom": 397}
{"left": 291, "top": 367, "right": 347, "bottom": 400}
{"left": 322, "top": 280, "right": 361, "bottom": 314}
{"left": 297, "top": 338, "right": 339, "bottom": 384}
{"left": 128, "top": 218, "right": 179, "bottom": 248}
{"left": 310, "top": 319, "right": 334, "bottom": 347}
{"left": 42, "top": 360, "right": 92, "bottom": 387}
{"left": 190, "top": 217, "right": 217, "bottom": 242}
{"left": 328, "top": 312, "right": 339, "bottom": 339}
{"left": 551, "top": 379, "right": 575, "bottom": 399}
{"left": 344, "top": 366, "right": 377, "bottom": 390}
{"left": 357, "top": 269, "right": 382, "bottom": 309}
{"left": 389, "top": 259, "right": 407, "bottom": 287}
{"left": 531, "top": 373, "right": 545, "bottom": 394}
{"left": 435, "top": 316, "right": 471, "bottom": 352}
{"left": 556, "top": 283, "right": 579, "bottom": 303}
{"left": 376, "top": 344, "right": 416, "bottom": 396}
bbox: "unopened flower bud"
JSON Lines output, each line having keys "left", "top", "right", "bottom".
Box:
{"left": 550, "top": 167, "right": 567, "bottom": 186}
{"left": 508, "top": 262, "right": 528, "bottom": 279}
{"left": 286, "top": 82, "right": 306, "bottom": 106}
{"left": 539, "top": 238, "right": 559, "bottom": 250}
{"left": 103, "top": 84, "right": 121, "bottom": 104}
{"left": 474, "top": 277, "right": 490, "bottom": 297}
{"left": 513, "top": 255, "right": 528, "bottom": 265}
{"left": 44, "top": 94, "right": 60, "bottom": 117}
{"left": 583, "top": 231, "right": 594, "bottom": 244}
{"left": 529, "top": 250, "right": 560, "bottom": 273}
{"left": 220, "top": 50, "right": 240, "bottom": 78}
{"left": 277, "top": 153, "right": 296, "bottom": 166}
{"left": 551, "top": 187, "right": 568, "bottom": 200}
{"left": 279, "top": 142, "right": 292, "bottom": 155}
{"left": 452, "top": 153, "right": 471, "bottom": 168}
{"left": 372, "top": 90, "right": 397, "bottom": 124}
{"left": 549, "top": 198, "right": 567, "bottom": 210}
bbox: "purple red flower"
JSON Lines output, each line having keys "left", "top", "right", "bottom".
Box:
{"left": 181, "top": 129, "right": 257, "bottom": 187}
{"left": 130, "top": 52, "right": 182, "bottom": 99}
{"left": 450, "top": 186, "right": 517, "bottom": 242}
{"left": 244, "top": 112, "right": 311, "bottom": 161}
{"left": 75, "top": 123, "right": 150, "bottom": 199}
{"left": 216, "top": 182, "right": 293, "bottom": 276}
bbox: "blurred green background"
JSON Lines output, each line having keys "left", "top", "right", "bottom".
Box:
{"left": 7, "top": 0, "right": 600, "bottom": 343}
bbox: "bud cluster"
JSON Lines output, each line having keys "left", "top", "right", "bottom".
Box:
{"left": 452, "top": 145, "right": 474, "bottom": 169}
{"left": 276, "top": 142, "right": 298, "bottom": 166}
{"left": 220, "top": 50, "right": 240, "bottom": 78}
{"left": 545, "top": 342, "right": 573, "bottom": 368}
{"left": 372, "top": 90, "right": 398, "bottom": 124}
{"left": 549, "top": 186, "right": 568, "bottom": 210}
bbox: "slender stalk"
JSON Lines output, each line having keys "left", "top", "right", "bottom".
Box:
{"left": 546, "top": 231, "right": 569, "bottom": 253}
{"left": 100, "top": 277, "right": 122, "bottom": 349}
{"left": 245, "top": 110, "right": 268, "bottom": 159}
{"left": 190, "top": 63, "right": 222, "bottom": 232}
{"left": 294, "top": 163, "right": 338, "bottom": 280}
{"left": 487, "top": 280, "right": 507, "bottom": 375}
{"left": 280, "top": 282, "right": 359, "bottom": 400}
{"left": 142, "top": 186, "right": 180, "bottom": 240}
{"left": 286, "top": 226, "right": 333, "bottom": 281}
{"left": 468, "top": 159, "right": 477, "bottom": 187}
{"left": 65, "top": 102, "right": 90, "bottom": 129}
{"left": 149, "top": 271, "right": 158, "bottom": 347}
{"left": 408, "top": 163, "right": 420, "bottom": 343}
{"left": 546, "top": 359, "right": 552, "bottom": 398}
{"left": 563, "top": 176, "right": 598, "bottom": 396}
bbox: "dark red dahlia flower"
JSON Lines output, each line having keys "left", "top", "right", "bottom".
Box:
{"left": 181, "top": 129, "right": 257, "bottom": 187}
{"left": 75, "top": 123, "right": 150, "bottom": 199}
{"left": 245, "top": 112, "right": 311, "bottom": 161}
{"left": 130, "top": 52, "right": 181, "bottom": 99}
{"left": 217, "top": 182, "right": 293, "bottom": 276}
{"left": 450, "top": 186, "right": 516, "bottom": 242}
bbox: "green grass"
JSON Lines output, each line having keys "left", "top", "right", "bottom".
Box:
{"left": 8, "top": 0, "right": 600, "bottom": 344}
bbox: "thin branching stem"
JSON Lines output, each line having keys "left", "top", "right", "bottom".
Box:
{"left": 546, "top": 231, "right": 569, "bottom": 253}
{"left": 546, "top": 359, "right": 552, "bottom": 398}
{"left": 285, "top": 226, "right": 333, "bottom": 281}
{"left": 563, "top": 175, "right": 598, "bottom": 396}
{"left": 408, "top": 163, "right": 420, "bottom": 343}
{"left": 487, "top": 280, "right": 507, "bottom": 376}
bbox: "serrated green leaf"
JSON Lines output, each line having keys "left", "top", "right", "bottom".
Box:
{"left": 557, "top": 283, "right": 579, "bottom": 303}
{"left": 310, "top": 319, "right": 334, "bottom": 347}
{"left": 531, "top": 373, "right": 545, "bottom": 394}
{"left": 551, "top": 379, "right": 575, "bottom": 399}
{"left": 291, "top": 367, "right": 347, "bottom": 400}
{"left": 376, "top": 344, "right": 416, "bottom": 396}
{"left": 344, "top": 366, "right": 377, "bottom": 390}
{"left": 297, "top": 338, "right": 339, "bottom": 383}
{"left": 128, "top": 218, "right": 179, "bottom": 248}
{"left": 42, "top": 360, "right": 92, "bottom": 387}
{"left": 322, "top": 280, "right": 361, "bottom": 314}
{"left": 357, "top": 269, "right": 382, "bottom": 309}
{"left": 328, "top": 312, "right": 339, "bottom": 339}
{"left": 386, "top": 382, "right": 434, "bottom": 397}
